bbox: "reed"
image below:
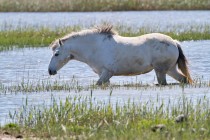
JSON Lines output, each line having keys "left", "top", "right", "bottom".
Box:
{"left": 1, "top": 76, "right": 209, "bottom": 94}
{"left": 1, "top": 75, "right": 210, "bottom": 139}
{"left": 0, "top": 0, "right": 209, "bottom": 12}
{"left": 2, "top": 94, "right": 210, "bottom": 139}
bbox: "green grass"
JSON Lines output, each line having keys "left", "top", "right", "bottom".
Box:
{"left": 1, "top": 77, "right": 210, "bottom": 139}
{"left": 0, "top": 24, "right": 210, "bottom": 51}
{"left": 1, "top": 75, "right": 209, "bottom": 94}
{"left": 1, "top": 94, "right": 210, "bottom": 139}
{"left": 0, "top": 26, "right": 80, "bottom": 51}
{"left": 0, "top": 0, "right": 209, "bottom": 12}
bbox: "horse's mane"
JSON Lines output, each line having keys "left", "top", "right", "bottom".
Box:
{"left": 61, "top": 25, "right": 117, "bottom": 41}
{"left": 93, "top": 25, "right": 117, "bottom": 36}
{"left": 51, "top": 25, "right": 117, "bottom": 50}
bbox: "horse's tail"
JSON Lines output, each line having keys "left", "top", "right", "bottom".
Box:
{"left": 175, "top": 40, "right": 193, "bottom": 84}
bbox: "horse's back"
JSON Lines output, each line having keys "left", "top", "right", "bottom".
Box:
{"left": 114, "top": 33, "right": 178, "bottom": 58}
{"left": 108, "top": 33, "right": 179, "bottom": 75}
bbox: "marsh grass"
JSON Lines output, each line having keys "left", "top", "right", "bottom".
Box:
{"left": 0, "top": 24, "right": 210, "bottom": 51}
{"left": 0, "top": 26, "right": 80, "bottom": 51}
{"left": 0, "top": 0, "right": 209, "bottom": 12}
{"left": 1, "top": 77, "right": 210, "bottom": 139}
{"left": 2, "top": 94, "right": 210, "bottom": 139}
{"left": 1, "top": 76, "right": 209, "bottom": 94}
{"left": 2, "top": 79, "right": 85, "bottom": 94}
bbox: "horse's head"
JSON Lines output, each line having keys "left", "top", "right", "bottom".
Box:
{"left": 48, "top": 39, "right": 74, "bottom": 75}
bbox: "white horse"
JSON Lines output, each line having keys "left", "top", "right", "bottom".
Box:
{"left": 48, "top": 25, "right": 192, "bottom": 85}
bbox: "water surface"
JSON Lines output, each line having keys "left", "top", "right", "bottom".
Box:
{"left": 0, "top": 40, "right": 209, "bottom": 86}
{"left": 1, "top": 11, "right": 210, "bottom": 30}
{"left": 0, "top": 40, "right": 210, "bottom": 125}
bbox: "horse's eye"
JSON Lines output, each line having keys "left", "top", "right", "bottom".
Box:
{"left": 54, "top": 51, "right": 59, "bottom": 56}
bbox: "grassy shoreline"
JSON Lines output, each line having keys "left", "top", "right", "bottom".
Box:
{"left": 0, "top": 0, "right": 209, "bottom": 12}
{"left": 0, "top": 25, "right": 210, "bottom": 51}
{"left": 1, "top": 93, "right": 210, "bottom": 139}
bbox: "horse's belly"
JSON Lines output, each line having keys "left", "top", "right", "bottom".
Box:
{"left": 114, "top": 63, "right": 153, "bottom": 76}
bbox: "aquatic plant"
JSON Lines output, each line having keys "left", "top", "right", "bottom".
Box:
{"left": 2, "top": 94, "right": 210, "bottom": 139}
{"left": 1, "top": 76, "right": 209, "bottom": 94}
{"left": 1, "top": 74, "right": 210, "bottom": 139}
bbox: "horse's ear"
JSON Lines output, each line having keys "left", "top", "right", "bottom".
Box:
{"left": 59, "top": 39, "right": 63, "bottom": 46}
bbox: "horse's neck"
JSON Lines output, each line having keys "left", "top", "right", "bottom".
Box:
{"left": 70, "top": 35, "right": 102, "bottom": 63}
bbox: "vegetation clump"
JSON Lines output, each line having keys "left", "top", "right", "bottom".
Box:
{"left": 0, "top": 24, "right": 210, "bottom": 51}
{"left": 1, "top": 94, "right": 210, "bottom": 139}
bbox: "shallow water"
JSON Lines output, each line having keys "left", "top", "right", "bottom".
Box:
{"left": 1, "top": 86, "right": 210, "bottom": 125}
{"left": 0, "top": 40, "right": 210, "bottom": 86}
{"left": 0, "top": 11, "right": 210, "bottom": 30}
{"left": 0, "top": 40, "right": 210, "bottom": 125}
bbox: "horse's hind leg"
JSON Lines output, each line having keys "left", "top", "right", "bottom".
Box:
{"left": 96, "top": 69, "right": 113, "bottom": 85}
{"left": 167, "top": 66, "right": 188, "bottom": 83}
{"left": 154, "top": 69, "right": 167, "bottom": 85}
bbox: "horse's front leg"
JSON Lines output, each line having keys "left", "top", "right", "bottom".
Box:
{"left": 96, "top": 69, "right": 113, "bottom": 85}
{"left": 154, "top": 68, "right": 167, "bottom": 85}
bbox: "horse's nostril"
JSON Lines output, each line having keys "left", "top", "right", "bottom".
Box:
{"left": 48, "top": 68, "right": 57, "bottom": 75}
{"left": 48, "top": 69, "right": 52, "bottom": 75}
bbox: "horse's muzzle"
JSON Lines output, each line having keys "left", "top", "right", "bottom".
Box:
{"left": 48, "top": 68, "right": 57, "bottom": 75}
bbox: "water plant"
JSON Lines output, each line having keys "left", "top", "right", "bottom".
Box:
{"left": 2, "top": 94, "right": 210, "bottom": 139}
{"left": 1, "top": 76, "right": 209, "bottom": 94}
